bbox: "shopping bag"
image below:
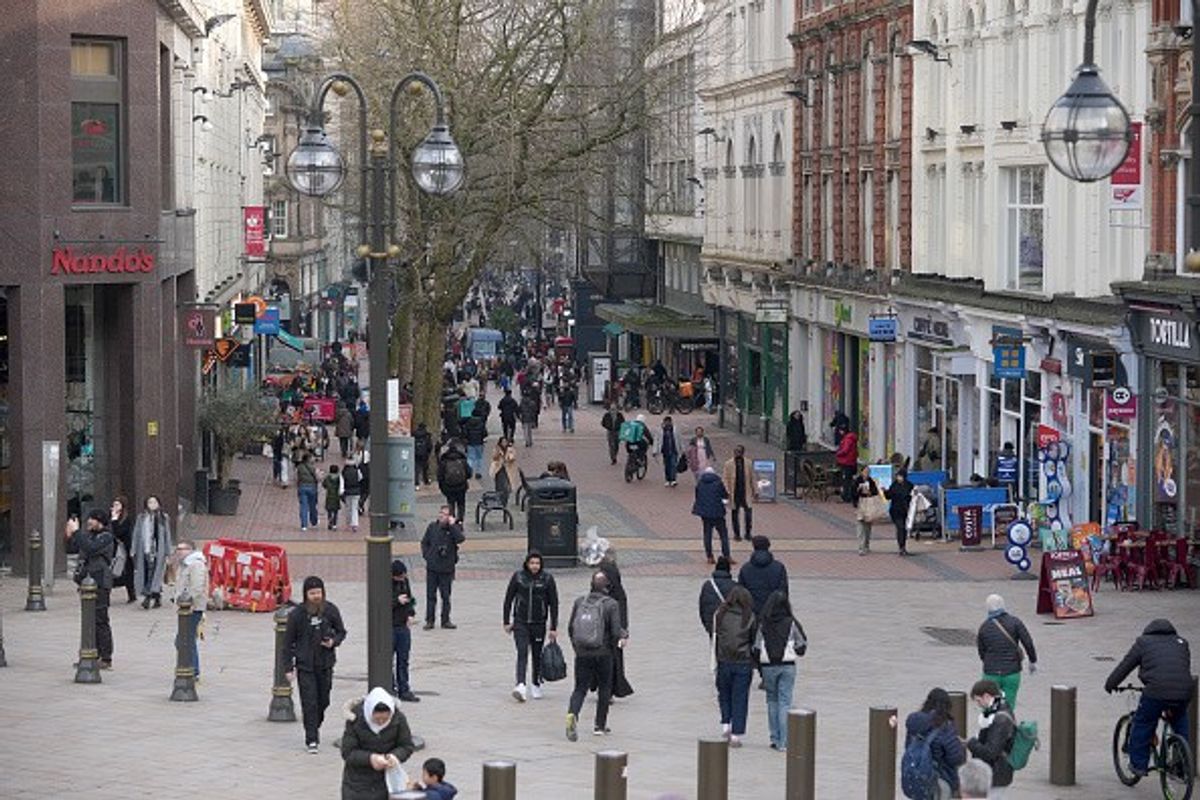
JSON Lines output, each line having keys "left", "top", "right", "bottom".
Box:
{"left": 385, "top": 763, "right": 411, "bottom": 795}
{"left": 541, "top": 640, "right": 568, "bottom": 682}
{"left": 856, "top": 490, "right": 891, "bottom": 524}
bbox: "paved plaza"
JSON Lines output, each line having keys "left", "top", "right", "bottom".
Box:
{"left": 1, "top": 403, "right": 1198, "bottom": 798}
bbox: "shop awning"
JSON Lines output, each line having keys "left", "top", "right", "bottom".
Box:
{"left": 595, "top": 301, "right": 715, "bottom": 341}
{"left": 601, "top": 322, "right": 624, "bottom": 337}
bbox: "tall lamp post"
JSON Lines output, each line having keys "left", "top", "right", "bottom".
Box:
{"left": 285, "top": 72, "right": 464, "bottom": 690}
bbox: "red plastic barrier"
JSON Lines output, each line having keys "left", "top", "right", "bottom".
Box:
{"left": 203, "top": 538, "right": 292, "bottom": 611}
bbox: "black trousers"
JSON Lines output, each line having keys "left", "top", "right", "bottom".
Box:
{"left": 513, "top": 622, "right": 546, "bottom": 685}
{"left": 95, "top": 586, "right": 113, "bottom": 661}
{"left": 702, "top": 516, "right": 731, "bottom": 559}
{"left": 338, "top": 436, "right": 351, "bottom": 458}
{"left": 502, "top": 419, "right": 516, "bottom": 443}
{"left": 426, "top": 570, "right": 454, "bottom": 624}
{"left": 840, "top": 466, "right": 857, "bottom": 502}
{"left": 443, "top": 490, "right": 466, "bottom": 522}
{"left": 415, "top": 455, "right": 431, "bottom": 485}
{"left": 606, "top": 433, "right": 620, "bottom": 464}
{"left": 117, "top": 561, "right": 136, "bottom": 602}
{"left": 570, "top": 652, "right": 614, "bottom": 730}
{"left": 297, "top": 667, "right": 333, "bottom": 745}
{"left": 893, "top": 518, "right": 908, "bottom": 552}
{"left": 730, "top": 501, "right": 753, "bottom": 540}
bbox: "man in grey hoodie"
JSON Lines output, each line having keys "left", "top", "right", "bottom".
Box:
{"left": 565, "top": 572, "right": 628, "bottom": 741}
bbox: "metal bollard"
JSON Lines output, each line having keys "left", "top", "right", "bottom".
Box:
{"left": 785, "top": 708, "right": 816, "bottom": 800}
{"left": 594, "top": 750, "right": 627, "bottom": 800}
{"left": 948, "top": 691, "right": 968, "bottom": 740}
{"left": 481, "top": 759, "right": 516, "bottom": 800}
{"left": 697, "top": 737, "right": 729, "bottom": 800}
{"left": 170, "top": 592, "right": 199, "bottom": 701}
{"left": 0, "top": 609, "right": 7, "bottom": 667}
{"left": 74, "top": 576, "right": 101, "bottom": 683}
{"left": 867, "top": 706, "right": 897, "bottom": 800}
{"left": 268, "top": 606, "right": 297, "bottom": 721}
{"left": 1049, "top": 685, "right": 1076, "bottom": 786}
{"left": 25, "top": 529, "right": 47, "bottom": 611}
{"left": 1191, "top": 675, "right": 1198, "bottom": 777}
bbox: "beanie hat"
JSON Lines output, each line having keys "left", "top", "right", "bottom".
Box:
{"left": 986, "top": 594, "right": 1005, "bottom": 613}
{"left": 714, "top": 556, "right": 731, "bottom": 573}
{"left": 391, "top": 560, "right": 407, "bottom": 576}
{"left": 752, "top": 535, "right": 771, "bottom": 551}
{"left": 302, "top": 575, "right": 326, "bottom": 595}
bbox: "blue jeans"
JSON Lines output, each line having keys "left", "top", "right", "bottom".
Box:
{"left": 393, "top": 624, "right": 412, "bottom": 694}
{"left": 1129, "top": 695, "right": 1190, "bottom": 772}
{"left": 561, "top": 405, "right": 574, "bottom": 431}
{"left": 297, "top": 484, "right": 318, "bottom": 528}
{"left": 761, "top": 663, "right": 796, "bottom": 747}
{"left": 716, "top": 661, "right": 754, "bottom": 736}
{"left": 467, "top": 444, "right": 484, "bottom": 477}
{"left": 664, "top": 450, "right": 678, "bottom": 482}
{"left": 175, "top": 610, "right": 204, "bottom": 676}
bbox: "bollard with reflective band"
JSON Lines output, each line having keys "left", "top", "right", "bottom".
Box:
{"left": 785, "top": 708, "right": 816, "bottom": 800}
{"left": 169, "top": 592, "right": 198, "bottom": 701}
{"left": 867, "top": 706, "right": 897, "bottom": 800}
{"left": 697, "top": 737, "right": 729, "bottom": 800}
{"left": 268, "top": 606, "right": 297, "bottom": 721}
{"left": 1049, "top": 685, "right": 1076, "bottom": 786}
{"left": 25, "top": 529, "right": 47, "bottom": 611}
{"left": 74, "top": 576, "right": 101, "bottom": 683}
{"left": 481, "top": 759, "right": 516, "bottom": 800}
{"left": 948, "top": 691, "right": 968, "bottom": 740}
{"left": 594, "top": 750, "right": 627, "bottom": 800}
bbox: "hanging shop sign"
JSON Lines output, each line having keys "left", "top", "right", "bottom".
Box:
{"left": 1109, "top": 121, "right": 1143, "bottom": 211}
{"left": 51, "top": 246, "right": 156, "bottom": 276}
{"left": 214, "top": 337, "right": 240, "bottom": 362}
{"left": 234, "top": 302, "right": 257, "bottom": 325}
{"left": 254, "top": 307, "right": 281, "bottom": 336}
{"left": 992, "top": 325, "right": 1026, "bottom": 380}
{"left": 905, "top": 312, "right": 955, "bottom": 347}
{"left": 1066, "top": 335, "right": 1120, "bottom": 387}
{"left": 1132, "top": 309, "right": 1200, "bottom": 362}
{"left": 228, "top": 343, "right": 251, "bottom": 368}
{"left": 243, "top": 205, "right": 267, "bottom": 258}
{"left": 1105, "top": 386, "right": 1137, "bottom": 421}
{"left": 181, "top": 307, "right": 216, "bottom": 348}
{"left": 868, "top": 315, "right": 898, "bottom": 343}
{"left": 755, "top": 298, "right": 789, "bottom": 325}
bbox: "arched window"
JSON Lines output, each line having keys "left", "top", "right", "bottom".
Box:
{"left": 724, "top": 138, "right": 735, "bottom": 241}
{"left": 772, "top": 132, "right": 785, "bottom": 245}
{"left": 745, "top": 136, "right": 758, "bottom": 242}
{"left": 824, "top": 52, "right": 836, "bottom": 146}
{"left": 805, "top": 57, "right": 816, "bottom": 150}
{"left": 1001, "top": 0, "right": 1017, "bottom": 121}
{"left": 861, "top": 40, "right": 875, "bottom": 144}
{"left": 962, "top": 9, "right": 977, "bottom": 124}
{"left": 887, "top": 33, "right": 903, "bottom": 141}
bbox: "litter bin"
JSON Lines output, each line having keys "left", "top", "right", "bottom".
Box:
{"left": 526, "top": 477, "right": 578, "bottom": 568}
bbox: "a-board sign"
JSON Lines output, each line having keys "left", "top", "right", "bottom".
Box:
{"left": 1036, "top": 550, "right": 1095, "bottom": 619}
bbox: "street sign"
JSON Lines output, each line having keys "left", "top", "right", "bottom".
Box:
{"left": 234, "top": 303, "right": 257, "bottom": 325}
{"left": 868, "top": 315, "right": 897, "bottom": 343}
{"left": 992, "top": 325, "right": 1026, "bottom": 380}
{"left": 254, "top": 307, "right": 281, "bottom": 335}
{"left": 755, "top": 298, "right": 788, "bottom": 324}
{"left": 214, "top": 337, "right": 239, "bottom": 362}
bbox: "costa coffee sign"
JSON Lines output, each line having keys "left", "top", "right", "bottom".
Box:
{"left": 51, "top": 246, "right": 156, "bottom": 276}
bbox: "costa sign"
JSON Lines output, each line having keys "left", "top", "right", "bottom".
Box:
{"left": 51, "top": 246, "right": 156, "bottom": 276}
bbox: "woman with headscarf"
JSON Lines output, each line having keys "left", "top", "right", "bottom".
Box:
{"left": 489, "top": 437, "right": 520, "bottom": 505}
{"left": 340, "top": 686, "right": 416, "bottom": 800}
{"left": 132, "top": 495, "right": 173, "bottom": 608}
{"left": 713, "top": 585, "right": 756, "bottom": 747}
{"left": 597, "top": 550, "right": 634, "bottom": 699}
{"left": 755, "top": 590, "right": 807, "bottom": 750}
{"left": 904, "top": 687, "right": 966, "bottom": 799}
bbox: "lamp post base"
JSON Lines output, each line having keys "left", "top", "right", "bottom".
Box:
{"left": 74, "top": 648, "right": 102, "bottom": 684}
{"left": 25, "top": 585, "right": 47, "bottom": 612}
{"left": 170, "top": 668, "right": 199, "bottom": 702}
{"left": 268, "top": 686, "right": 297, "bottom": 722}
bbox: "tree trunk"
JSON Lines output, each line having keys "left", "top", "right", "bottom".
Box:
{"left": 410, "top": 317, "right": 446, "bottom": 432}
{"left": 391, "top": 296, "right": 413, "bottom": 385}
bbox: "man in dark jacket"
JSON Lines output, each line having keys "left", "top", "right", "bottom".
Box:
{"left": 498, "top": 389, "right": 520, "bottom": 443}
{"left": 420, "top": 506, "right": 465, "bottom": 630}
{"left": 698, "top": 556, "right": 737, "bottom": 635}
{"left": 737, "top": 536, "right": 789, "bottom": 615}
{"left": 335, "top": 404, "right": 354, "bottom": 458}
{"left": 559, "top": 380, "right": 578, "bottom": 433}
{"left": 66, "top": 509, "right": 116, "bottom": 669}
{"left": 463, "top": 407, "right": 488, "bottom": 480}
{"left": 519, "top": 390, "right": 540, "bottom": 448}
{"left": 353, "top": 406, "right": 371, "bottom": 449}
{"left": 976, "top": 593, "right": 1038, "bottom": 711}
{"left": 966, "top": 679, "right": 1015, "bottom": 790}
{"left": 884, "top": 468, "right": 914, "bottom": 556}
{"left": 692, "top": 467, "right": 731, "bottom": 565}
{"left": 413, "top": 423, "right": 433, "bottom": 487}
{"left": 566, "top": 571, "right": 628, "bottom": 740}
{"left": 601, "top": 404, "right": 625, "bottom": 465}
{"left": 1104, "top": 618, "right": 1193, "bottom": 776}
{"left": 391, "top": 561, "right": 419, "bottom": 702}
{"left": 436, "top": 442, "right": 470, "bottom": 521}
{"left": 502, "top": 551, "right": 560, "bottom": 702}
{"left": 283, "top": 575, "right": 348, "bottom": 752}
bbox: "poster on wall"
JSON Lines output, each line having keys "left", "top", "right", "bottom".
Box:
{"left": 867, "top": 463, "right": 894, "bottom": 491}
{"left": 1036, "top": 550, "right": 1095, "bottom": 619}
{"left": 752, "top": 459, "right": 777, "bottom": 502}
{"left": 1153, "top": 411, "right": 1178, "bottom": 503}
{"left": 589, "top": 352, "right": 613, "bottom": 404}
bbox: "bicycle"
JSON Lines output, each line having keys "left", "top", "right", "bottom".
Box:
{"left": 1112, "top": 685, "right": 1194, "bottom": 800}
{"left": 624, "top": 447, "right": 648, "bottom": 483}
{"left": 646, "top": 382, "right": 694, "bottom": 416}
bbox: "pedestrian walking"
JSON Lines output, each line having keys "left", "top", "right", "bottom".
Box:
{"left": 686, "top": 426, "right": 716, "bottom": 479}
{"left": 338, "top": 686, "right": 416, "bottom": 800}
{"left": 597, "top": 550, "right": 634, "bottom": 699}
{"left": 283, "top": 575, "right": 347, "bottom": 753}
{"left": 737, "top": 535, "right": 788, "bottom": 615}
{"left": 965, "top": 680, "right": 1016, "bottom": 795}
{"left": 341, "top": 460, "right": 362, "bottom": 531}
{"left": 172, "top": 540, "right": 208, "bottom": 679}
{"left": 903, "top": 688, "right": 967, "bottom": 798}
{"left": 884, "top": 468, "right": 914, "bottom": 555}
{"left": 693, "top": 466, "right": 731, "bottom": 564}
{"left": 723, "top": 445, "right": 757, "bottom": 541}
{"left": 498, "top": 388, "right": 519, "bottom": 443}
{"left": 503, "top": 551, "right": 560, "bottom": 702}
{"left": 565, "top": 571, "right": 628, "bottom": 741}
{"left": 66, "top": 509, "right": 116, "bottom": 669}
{"left": 785, "top": 410, "right": 807, "bottom": 453}
{"left": 712, "top": 585, "right": 756, "bottom": 748}
{"left": 414, "top": 423, "right": 433, "bottom": 487}
{"left": 273, "top": 425, "right": 288, "bottom": 486}
{"left": 601, "top": 403, "right": 625, "bottom": 465}
{"left": 836, "top": 428, "right": 859, "bottom": 503}
{"left": 559, "top": 379, "right": 577, "bottom": 432}
{"left": 436, "top": 442, "right": 470, "bottom": 522}
{"left": 132, "top": 495, "right": 172, "bottom": 609}
{"left": 853, "top": 466, "right": 881, "bottom": 555}
{"left": 463, "top": 405, "right": 488, "bottom": 479}
{"left": 391, "top": 560, "right": 419, "bottom": 702}
{"left": 975, "top": 594, "right": 1037, "bottom": 712}
{"left": 353, "top": 404, "right": 371, "bottom": 450}
{"left": 296, "top": 453, "right": 321, "bottom": 531}
{"left": 698, "top": 556, "right": 737, "bottom": 636}
{"left": 335, "top": 403, "right": 354, "bottom": 459}
{"left": 657, "top": 415, "right": 682, "bottom": 487}
{"left": 420, "top": 506, "right": 465, "bottom": 630}
{"left": 756, "top": 590, "right": 806, "bottom": 750}
{"left": 489, "top": 438, "right": 520, "bottom": 506}
{"left": 110, "top": 495, "right": 136, "bottom": 604}
{"left": 323, "top": 464, "right": 343, "bottom": 530}
{"left": 357, "top": 448, "right": 370, "bottom": 515}
{"left": 519, "top": 389, "right": 540, "bottom": 448}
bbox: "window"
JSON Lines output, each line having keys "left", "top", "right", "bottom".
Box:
{"left": 804, "top": 59, "right": 816, "bottom": 149}
{"left": 861, "top": 41, "right": 875, "bottom": 144}
{"left": 823, "top": 55, "right": 836, "bottom": 146}
{"left": 861, "top": 171, "right": 875, "bottom": 268}
{"left": 927, "top": 165, "right": 946, "bottom": 269}
{"left": 71, "top": 38, "right": 125, "bottom": 205}
{"left": 803, "top": 175, "right": 814, "bottom": 259}
{"left": 1004, "top": 166, "right": 1045, "bottom": 291}
{"left": 885, "top": 170, "right": 900, "bottom": 268}
{"left": 159, "top": 46, "right": 173, "bottom": 210}
{"left": 928, "top": 20, "right": 942, "bottom": 124}
{"left": 887, "top": 35, "right": 903, "bottom": 140}
{"left": 771, "top": 134, "right": 784, "bottom": 242}
{"left": 745, "top": 137, "right": 758, "bottom": 240}
{"left": 822, "top": 174, "right": 833, "bottom": 259}
{"left": 272, "top": 199, "right": 288, "bottom": 238}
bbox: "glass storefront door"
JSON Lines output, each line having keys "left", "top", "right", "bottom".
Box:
{"left": 1149, "top": 360, "right": 1200, "bottom": 536}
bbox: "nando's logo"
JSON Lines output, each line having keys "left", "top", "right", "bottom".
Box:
{"left": 51, "top": 246, "right": 156, "bottom": 276}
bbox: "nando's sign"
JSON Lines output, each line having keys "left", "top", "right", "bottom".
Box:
{"left": 50, "top": 246, "right": 156, "bottom": 276}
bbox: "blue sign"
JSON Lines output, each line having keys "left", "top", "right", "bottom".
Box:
{"left": 254, "top": 307, "right": 281, "bottom": 335}
{"left": 868, "top": 316, "right": 898, "bottom": 343}
{"left": 992, "top": 325, "right": 1026, "bottom": 379}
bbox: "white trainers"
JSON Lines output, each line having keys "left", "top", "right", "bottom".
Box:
{"left": 721, "top": 723, "right": 732, "bottom": 738}
{"left": 529, "top": 683, "right": 544, "bottom": 700}
{"left": 512, "top": 683, "right": 527, "bottom": 702}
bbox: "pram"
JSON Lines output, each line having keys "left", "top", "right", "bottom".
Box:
{"left": 907, "top": 484, "right": 941, "bottom": 540}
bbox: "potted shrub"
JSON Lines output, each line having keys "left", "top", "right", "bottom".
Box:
{"left": 198, "top": 386, "right": 277, "bottom": 515}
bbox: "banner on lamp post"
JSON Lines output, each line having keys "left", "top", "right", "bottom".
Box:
{"left": 244, "top": 206, "right": 267, "bottom": 258}
{"left": 1109, "top": 121, "right": 1142, "bottom": 210}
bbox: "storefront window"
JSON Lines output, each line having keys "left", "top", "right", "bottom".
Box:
{"left": 65, "top": 287, "right": 98, "bottom": 519}
{"left": 823, "top": 331, "right": 843, "bottom": 445}
{"left": 1152, "top": 376, "right": 1180, "bottom": 533}
{"left": 0, "top": 292, "right": 9, "bottom": 567}
{"left": 858, "top": 338, "right": 870, "bottom": 457}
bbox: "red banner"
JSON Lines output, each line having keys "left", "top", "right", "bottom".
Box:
{"left": 244, "top": 206, "right": 266, "bottom": 258}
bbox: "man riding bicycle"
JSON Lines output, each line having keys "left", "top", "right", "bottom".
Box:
{"left": 1104, "top": 618, "right": 1193, "bottom": 778}
{"left": 625, "top": 414, "right": 653, "bottom": 472}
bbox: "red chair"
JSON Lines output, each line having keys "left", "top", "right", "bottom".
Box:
{"left": 1092, "top": 548, "right": 1124, "bottom": 591}
{"left": 1120, "top": 539, "right": 1152, "bottom": 591}
{"left": 1163, "top": 538, "right": 1193, "bottom": 589}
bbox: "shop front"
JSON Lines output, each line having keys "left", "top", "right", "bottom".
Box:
{"left": 715, "top": 308, "right": 787, "bottom": 441}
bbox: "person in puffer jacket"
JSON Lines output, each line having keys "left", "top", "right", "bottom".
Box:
{"left": 339, "top": 687, "right": 415, "bottom": 800}
{"left": 905, "top": 687, "right": 967, "bottom": 798}
{"left": 713, "top": 585, "right": 757, "bottom": 748}
{"left": 975, "top": 593, "right": 1037, "bottom": 711}
{"left": 698, "top": 556, "right": 737, "bottom": 636}
{"left": 502, "top": 551, "right": 560, "bottom": 703}
{"left": 737, "top": 536, "right": 788, "bottom": 615}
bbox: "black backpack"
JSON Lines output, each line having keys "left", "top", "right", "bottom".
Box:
{"left": 443, "top": 456, "right": 469, "bottom": 488}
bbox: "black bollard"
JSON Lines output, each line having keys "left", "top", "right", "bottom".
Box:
{"left": 268, "top": 606, "right": 297, "bottom": 721}
{"left": 0, "top": 610, "right": 7, "bottom": 667}
{"left": 481, "top": 760, "right": 516, "bottom": 800}
{"left": 25, "top": 528, "right": 46, "bottom": 611}
{"left": 948, "top": 691, "right": 968, "bottom": 740}
{"left": 1049, "top": 685, "right": 1076, "bottom": 786}
{"left": 785, "top": 708, "right": 816, "bottom": 800}
{"left": 697, "top": 737, "right": 729, "bottom": 800}
{"left": 1190, "top": 675, "right": 1198, "bottom": 777}
{"left": 867, "top": 706, "right": 897, "bottom": 800}
{"left": 594, "top": 750, "right": 627, "bottom": 800}
{"left": 169, "top": 592, "right": 199, "bottom": 701}
{"left": 74, "top": 576, "right": 101, "bottom": 683}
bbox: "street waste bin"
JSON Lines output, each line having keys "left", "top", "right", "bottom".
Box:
{"left": 526, "top": 477, "right": 578, "bottom": 568}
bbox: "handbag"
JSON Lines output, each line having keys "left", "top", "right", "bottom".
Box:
{"left": 677, "top": 453, "right": 689, "bottom": 474}
{"left": 540, "top": 640, "right": 568, "bottom": 682}
{"left": 856, "top": 488, "right": 890, "bottom": 524}
{"left": 111, "top": 541, "right": 128, "bottom": 580}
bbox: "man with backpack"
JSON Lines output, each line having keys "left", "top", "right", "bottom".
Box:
{"left": 975, "top": 594, "right": 1037, "bottom": 711}
{"left": 437, "top": 441, "right": 471, "bottom": 522}
{"left": 420, "top": 506, "right": 465, "bottom": 630}
{"left": 565, "top": 571, "right": 627, "bottom": 741}
{"left": 966, "top": 680, "right": 1016, "bottom": 795}
{"left": 902, "top": 687, "right": 966, "bottom": 800}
